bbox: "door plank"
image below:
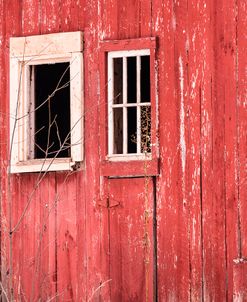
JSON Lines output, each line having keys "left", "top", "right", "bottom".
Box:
{"left": 108, "top": 177, "right": 155, "bottom": 301}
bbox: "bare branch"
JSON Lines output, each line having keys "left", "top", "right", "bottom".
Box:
{"left": 0, "top": 282, "right": 10, "bottom": 302}
{"left": 88, "top": 279, "right": 112, "bottom": 302}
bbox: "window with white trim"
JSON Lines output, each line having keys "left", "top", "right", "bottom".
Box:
{"left": 108, "top": 50, "right": 151, "bottom": 160}
{"left": 9, "top": 31, "right": 83, "bottom": 173}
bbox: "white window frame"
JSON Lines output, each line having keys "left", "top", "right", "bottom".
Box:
{"left": 107, "top": 49, "right": 151, "bottom": 161}
{"left": 9, "top": 31, "right": 84, "bottom": 173}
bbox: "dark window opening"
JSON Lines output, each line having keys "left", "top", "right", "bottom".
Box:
{"left": 113, "top": 58, "right": 123, "bottom": 104}
{"left": 113, "top": 108, "right": 123, "bottom": 154}
{"left": 33, "top": 62, "right": 71, "bottom": 159}
{"left": 127, "top": 57, "right": 137, "bottom": 103}
{"left": 141, "top": 56, "right": 150, "bottom": 102}
{"left": 127, "top": 107, "right": 137, "bottom": 153}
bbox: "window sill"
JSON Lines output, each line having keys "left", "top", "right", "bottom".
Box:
{"left": 10, "top": 158, "right": 79, "bottom": 174}
{"left": 100, "top": 157, "right": 159, "bottom": 177}
{"left": 107, "top": 153, "right": 152, "bottom": 161}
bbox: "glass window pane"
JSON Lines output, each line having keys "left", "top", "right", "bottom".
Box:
{"left": 113, "top": 108, "right": 123, "bottom": 154}
{"left": 141, "top": 106, "right": 151, "bottom": 153}
{"left": 141, "top": 56, "right": 150, "bottom": 103}
{"left": 127, "top": 107, "right": 137, "bottom": 153}
{"left": 127, "top": 57, "right": 137, "bottom": 103}
{"left": 113, "top": 58, "right": 123, "bottom": 104}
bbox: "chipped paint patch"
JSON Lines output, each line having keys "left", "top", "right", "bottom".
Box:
{"left": 179, "top": 56, "right": 186, "bottom": 176}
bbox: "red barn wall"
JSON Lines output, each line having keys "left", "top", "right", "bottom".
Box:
{"left": 0, "top": 0, "right": 246, "bottom": 301}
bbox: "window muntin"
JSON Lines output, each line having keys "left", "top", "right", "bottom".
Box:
{"left": 108, "top": 49, "right": 151, "bottom": 159}
{"left": 9, "top": 32, "right": 83, "bottom": 173}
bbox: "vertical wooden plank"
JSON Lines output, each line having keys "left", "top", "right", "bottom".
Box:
{"left": 199, "top": 0, "right": 215, "bottom": 299}
{"left": 118, "top": 0, "right": 129, "bottom": 40}
{"left": 108, "top": 177, "right": 154, "bottom": 301}
{"left": 199, "top": 2, "right": 215, "bottom": 299}
{"left": 60, "top": 0, "right": 80, "bottom": 31}
{"left": 186, "top": 0, "right": 208, "bottom": 299}
{"left": 171, "top": 0, "right": 191, "bottom": 300}
{"left": 152, "top": 0, "right": 182, "bottom": 300}
{"left": 83, "top": 0, "right": 109, "bottom": 300}
{"left": 176, "top": 4, "right": 192, "bottom": 301}
{"left": 75, "top": 172, "right": 87, "bottom": 299}
{"left": 223, "top": 0, "right": 239, "bottom": 300}
{"left": 56, "top": 173, "right": 78, "bottom": 301}
{"left": 117, "top": 0, "right": 140, "bottom": 39}
{"left": 139, "top": 0, "right": 152, "bottom": 37}
{"left": 100, "top": 0, "right": 118, "bottom": 40}
{"left": 197, "top": 0, "right": 228, "bottom": 299}
{"left": 237, "top": 0, "right": 247, "bottom": 260}
{"left": 40, "top": 0, "right": 60, "bottom": 34}
{"left": 37, "top": 174, "right": 57, "bottom": 301}
{"left": 78, "top": 0, "right": 87, "bottom": 29}
{"left": 9, "top": 175, "right": 22, "bottom": 299}
{"left": 21, "top": 0, "right": 41, "bottom": 35}
{"left": 202, "top": 0, "right": 228, "bottom": 300}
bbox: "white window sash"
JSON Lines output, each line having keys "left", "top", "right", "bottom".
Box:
{"left": 107, "top": 49, "right": 151, "bottom": 159}
{"left": 9, "top": 31, "right": 83, "bottom": 173}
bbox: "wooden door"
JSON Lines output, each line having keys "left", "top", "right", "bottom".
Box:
{"left": 107, "top": 177, "right": 156, "bottom": 301}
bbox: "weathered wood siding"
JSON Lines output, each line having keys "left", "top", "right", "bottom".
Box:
{"left": 0, "top": 0, "right": 246, "bottom": 301}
